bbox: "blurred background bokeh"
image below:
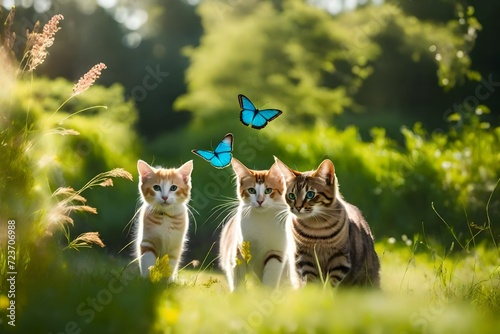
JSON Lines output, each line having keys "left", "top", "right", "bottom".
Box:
{"left": 1, "top": 0, "right": 499, "bottom": 263}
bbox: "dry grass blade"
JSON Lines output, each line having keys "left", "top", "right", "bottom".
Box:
{"left": 24, "top": 21, "right": 40, "bottom": 54}
{"left": 46, "top": 188, "right": 96, "bottom": 230}
{"left": 108, "top": 168, "right": 133, "bottom": 181}
{"left": 43, "top": 169, "right": 133, "bottom": 249}
{"left": 99, "top": 178, "right": 114, "bottom": 187}
{"left": 0, "top": 7, "right": 17, "bottom": 76}
{"left": 69, "top": 232, "right": 105, "bottom": 249}
{"left": 3, "top": 6, "right": 16, "bottom": 53}
{"left": 52, "top": 187, "right": 87, "bottom": 204}
{"left": 45, "top": 127, "right": 80, "bottom": 136}
{"left": 50, "top": 213, "right": 75, "bottom": 226}
{"left": 52, "top": 187, "right": 75, "bottom": 197}
{"left": 65, "top": 205, "right": 98, "bottom": 215}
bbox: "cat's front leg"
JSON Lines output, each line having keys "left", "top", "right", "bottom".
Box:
{"left": 327, "top": 252, "right": 351, "bottom": 287}
{"left": 139, "top": 250, "right": 157, "bottom": 278}
{"left": 167, "top": 256, "right": 180, "bottom": 283}
{"left": 262, "top": 252, "right": 285, "bottom": 289}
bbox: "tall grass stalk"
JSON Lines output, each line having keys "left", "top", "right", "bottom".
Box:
{"left": 0, "top": 9, "right": 133, "bottom": 268}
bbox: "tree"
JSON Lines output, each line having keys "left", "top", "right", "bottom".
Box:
{"left": 175, "top": 0, "right": 479, "bottom": 128}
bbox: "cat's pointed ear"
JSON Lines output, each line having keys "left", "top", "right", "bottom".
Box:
{"left": 268, "top": 161, "right": 282, "bottom": 177}
{"left": 313, "top": 159, "right": 335, "bottom": 186}
{"left": 231, "top": 158, "right": 251, "bottom": 178}
{"left": 268, "top": 161, "right": 285, "bottom": 184}
{"left": 177, "top": 160, "right": 194, "bottom": 184}
{"left": 273, "top": 156, "right": 297, "bottom": 181}
{"left": 137, "top": 160, "right": 155, "bottom": 182}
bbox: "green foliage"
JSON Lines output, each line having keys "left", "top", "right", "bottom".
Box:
{"left": 176, "top": 0, "right": 477, "bottom": 122}
{"left": 148, "top": 112, "right": 499, "bottom": 256}
{"left": 169, "top": 0, "right": 494, "bottom": 251}
{"left": 0, "top": 9, "right": 141, "bottom": 276}
{"left": 266, "top": 117, "right": 500, "bottom": 243}
{"left": 388, "top": 1, "right": 481, "bottom": 89}
{"left": 176, "top": 0, "right": 366, "bottom": 121}
{"left": 0, "top": 75, "right": 140, "bottom": 249}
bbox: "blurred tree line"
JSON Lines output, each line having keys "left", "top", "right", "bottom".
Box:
{"left": 2, "top": 0, "right": 499, "bottom": 261}
{"left": 12, "top": 0, "right": 500, "bottom": 138}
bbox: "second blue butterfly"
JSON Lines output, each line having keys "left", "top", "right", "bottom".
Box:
{"left": 191, "top": 133, "right": 233, "bottom": 169}
{"left": 238, "top": 94, "right": 282, "bottom": 130}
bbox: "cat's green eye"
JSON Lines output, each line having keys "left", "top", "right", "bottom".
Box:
{"left": 170, "top": 185, "right": 178, "bottom": 191}
{"left": 306, "top": 190, "right": 316, "bottom": 199}
{"left": 264, "top": 188, "right": 272, "bottom": 194}
{"left": 153, "top": 185, "right": 161, "bottom": 191}
{"left": 248, "top": 188, "right": 256, "bottom": 194}
{"left": 288, "top": 193, "right": 296, "bottom": 200}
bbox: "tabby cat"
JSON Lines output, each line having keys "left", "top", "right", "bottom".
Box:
{"left": 135, "top": 159, "right": 193, "bottom": 281}
{"left": 219, "top": 158, "right": 297, "bottom": 291}
{"left": 274, "top": 157, "right": 380, "bottom": 288}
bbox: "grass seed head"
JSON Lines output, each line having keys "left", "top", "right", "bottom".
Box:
{"left": 72, "top": 62, "right": 107, "bottom": 96}
{"left": 27, "top": 14, "right": 64, "bottom": 71}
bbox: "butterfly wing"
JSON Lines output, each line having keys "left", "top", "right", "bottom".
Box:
{"left": 210, "top": 152, "right": 232, "bottom": 169}
{"left": 211, "top": 133, "right": 233, "bottom": 168}
{"left": 191, "top": 133, "right": 233, "bottom": 169}
{"left": 250, "top": 108, "right": 282, "bottom": 130}
{"left": 238, "top": 94, "right": 257, "bottom": 127}
{"left": 238, "top": 94, "right": 256, "bottom": 111}
{"left": 191, "top": 149, "right": 215, "bottom": 163}
{"left": 238, "top": 94, "right": 282, "bottom": 129}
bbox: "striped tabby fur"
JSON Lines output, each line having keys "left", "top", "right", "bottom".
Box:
{"left": 219, "top": 158, "right": 297, "bottom": 291}
{"left": 274, "top": 157, "right": 380, "bottom": 288}
{"left": 135, "top": 159, "right": 193, "bottom": 282}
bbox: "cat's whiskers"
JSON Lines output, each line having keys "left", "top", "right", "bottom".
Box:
{"left": 186, "top": 203, "right": 199, "bottom": 233}
{"left": 209, "top": 197, "right": 239, "bottom": 219}
{"left": 118, "top": 238, "right": 137, "bottom": 255}
{"left": 276, "top": 207, "right": 290, "bottom": 229}
{"left": 276, "top": 211, "right": 288, "bottom": 224}
{"left": 122, "top": 203, "right": 142, "bottom": 237}
{"left": 207, "top": 198, "right": 240, "bottom": 231}
{"left": 239, "top": 205, "right": 252, "bottom": 219}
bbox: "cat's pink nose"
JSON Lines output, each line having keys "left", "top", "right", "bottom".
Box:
{"left": 162, "top": 196, "right": 168, "bottom": 201}
{"left": 257, "top": 200, "right": 264, "bottom": 206}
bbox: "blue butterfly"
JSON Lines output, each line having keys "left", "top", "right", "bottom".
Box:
{"left": 191, "top": 133, "right": 234, "bottom": 169}
{"left": 238, "top": 94, "right": 282, "bottom": 130}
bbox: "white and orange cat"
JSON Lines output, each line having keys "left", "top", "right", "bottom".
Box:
{"left": 219, "top": 158, "right": 297, "bottom": 291}
{"left": 135, "top": 159, "right": 193, "bottom": 281}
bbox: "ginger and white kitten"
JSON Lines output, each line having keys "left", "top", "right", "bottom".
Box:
{"left": 219, "top": 158, "right": 296, "bottom": 291}
{"left": 135, "top": 159, "right": 193, "bottom": 281}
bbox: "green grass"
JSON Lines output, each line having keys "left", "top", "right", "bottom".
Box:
{"left": 3, "top": 240, "right": 499, "bottom": 334}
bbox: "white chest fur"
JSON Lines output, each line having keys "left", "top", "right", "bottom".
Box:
{"left": 238, "top": 206, "right": 288, "bottom": 272}
{"left": 136, "top": 203, "right": 189, "bottom": 279}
